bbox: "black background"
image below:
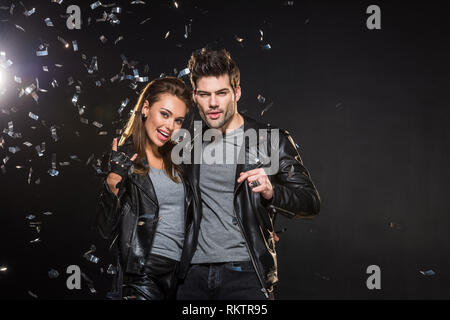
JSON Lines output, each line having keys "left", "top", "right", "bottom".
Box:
{"left": 0, "top": 0, "right": 449, "bottom": 299}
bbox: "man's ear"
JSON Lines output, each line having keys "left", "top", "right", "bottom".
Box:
{"left": 235, "top": 86, "right": 242, "bottom": 102}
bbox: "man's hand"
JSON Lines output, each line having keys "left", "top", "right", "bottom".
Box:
{"left": 237, "top": 168, "right": 273, "bottom": 201}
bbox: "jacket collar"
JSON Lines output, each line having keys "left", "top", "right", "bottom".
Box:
{"left": 118, "top": 138, "right": 159, "bottom": 206}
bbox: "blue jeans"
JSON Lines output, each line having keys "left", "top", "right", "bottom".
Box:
{"left": 176, "top": 261, "right": 275, "bottom": 300}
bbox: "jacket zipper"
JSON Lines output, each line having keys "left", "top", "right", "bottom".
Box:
{"left": 269, "top": 204, "right": 296, "bottom": 217}
{"left": 233, "top": 162, "right": 269, "bottom": 299}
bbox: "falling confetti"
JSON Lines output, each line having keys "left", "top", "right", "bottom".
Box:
{"left": 420, "top": 270, "right": 436, "bottom": 276}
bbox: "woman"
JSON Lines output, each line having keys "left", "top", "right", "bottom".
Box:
{"left": 96, "top": 77, "right": 197, "bottom": 300}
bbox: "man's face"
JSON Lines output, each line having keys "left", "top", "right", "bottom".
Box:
{"left": 193, "top": 74, "right": 241, "bottom": 129}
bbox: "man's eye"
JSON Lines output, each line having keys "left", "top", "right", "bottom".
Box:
{"left": 199, "top": 94, "right": 208, "bottom": 97}
{"left": 218, "top": 92, "right": 227, "bottom": 96}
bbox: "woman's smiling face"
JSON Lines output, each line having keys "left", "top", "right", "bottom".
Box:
{"left": 141, "top": 93, "right": 187, "bottom": 148}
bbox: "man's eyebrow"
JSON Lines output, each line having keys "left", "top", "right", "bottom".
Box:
{"left": 196, "top": 88, "right": 230, "bottom": 94}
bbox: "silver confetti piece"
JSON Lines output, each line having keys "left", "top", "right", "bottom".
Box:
{"left": 59, "top": 162, "right": 70, "bottom": 166}
{"left": 235, "top": 35, "right": 244, "bottom": 43}
{"left": 48, "top": 153, "right": 59, "bottom": 176}
{"left": 15, "top": 24, "right": 25, "bottom": 32}
{"left": 1, "top": 165, "right": 6, "bottom": 174}
{"left": 131, "top": 0, "right": 146, "bottom": 4}
{"left": 177, "top": 68, "right": 190, "bottom": 78}
{"left": 28, "top": 290, "right": 38, "bottom": 298}
{"left": 86, "top": 153, "right": 94, "bottom": 165}
{"left": 26, "top": 214, "right": 36, "bottom": 220}
{"left": 28, "top": 112, "right": 39, "bottom": 120}
{"left": 140, "top": 17, "right": 151, "bottom": 25}
{"left": 80, "top": 117, "right": 88, "bottom": 124}
{"left": 72, "top": 40, "right": 78, "bottom": 51}
{"left": 44, "top": 18, "right": 54, "bottom": 27}
{"left": 51, "top": 0, "right": 63, "bottom": 4}
{"left": 98, "top": 131, "right": 108, "bottom": 136}
{"left": 51, "top": 79, "right": 58, "bottom": 88}
{"left": 99, "top": 35, "right": 107, "bottom": 43}
{"left": 90, "top": 1, "right": 102, "bottom": 10}
{"left": 78, "top": 105, "right": 85, "bottom": 115}
{"left": 92, "top": 121, "right": 103, "bottom": 128}
{"left": 173, "top": 1, "right": 179, "bottom": 8}
{"left": 84, "top": 253, "right": 99, "bottom": 264}
{"left": 23, "top": 8, "right": 36, "bottom": 16}
{"left": 30, "top": 238, "right": 41, "bottom": 244}
{"left": 164, "top": 31, "right": 170, "bottom": 39}
{"left": 54, "top": 64, "right": 63, "bottom": 68}
{"left": 51, "top": 126, "right": 58, "bottom": 141}
{"left": 42, "top": 211, "right": 53, "bottom": 215}
{"left": 23, "top": 142, "right": 32, "bottom": 147}
{"left": 14, "top": 76, "right": 22, "bottom": 83}
{"left": 42, "top": 65, "right": 48, "bottom": 72}
{"left": 112, "top": 7, "right": 121, "bottom": 14}
{"left": 114, "top": 36, "right": 123, "bottom": 45}
{"left": 420, "top": 270, "right": 435, "bottom": 276}
{"left": 106, "top": 264, "right": 116, "bottom": 275}
{"left": 36, "top": 48, "right": 48, "bottom": 56}
{"left": 9, "top": 146, "right": 20, "bottom": 154}
{"left": 118, "top": 98, "right": 129, "bottom": 114}
{"left": 35, "top": 145, "right": 43, "bottom": 157}
{"left": 261, "top": 102, "right": 274, "bottom": 116}
{"left": 257, "top": 94, "right": 266, "bottom": 103}
{"left": 261, "top": 44, "right": 271, "bottom": 50}
{"left": 25, "top": 84, "right": 36, "bottom": 95}
{"left": 136, "top": 76, "right": 148, "bottom": 82}
{"left": 0, "top": 266, "right": 7, "bottom": 272}
{"left": 28, "top": 167, "right": 32, "bottom": 184}
{"left": 71, "top": 94, "right": 78, "bottom": 105}
{"left": 70, "top": 155, "right": 81, "bottom": 161}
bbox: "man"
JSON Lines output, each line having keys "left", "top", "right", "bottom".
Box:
{"left": 176, "top": 48, "right": 320, "bottom": 299}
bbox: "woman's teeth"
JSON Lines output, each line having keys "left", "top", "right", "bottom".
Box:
{"left": 158, "top": 130, "right": 169, "bottom": 138}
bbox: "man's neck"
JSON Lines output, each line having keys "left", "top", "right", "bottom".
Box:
{"left": 218, "top": 112, "right": 244, "bottom": 134}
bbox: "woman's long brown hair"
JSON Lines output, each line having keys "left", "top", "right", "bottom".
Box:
{"left": 118, "top": 77, "right": 192, "bottom": 182}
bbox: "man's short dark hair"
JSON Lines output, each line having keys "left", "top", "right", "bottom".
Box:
{"left": 188, "top": 48, "right": 240, "bottom": 92}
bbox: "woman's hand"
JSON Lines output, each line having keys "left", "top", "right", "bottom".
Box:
{"left": 106, "top": 138, "right": 137, "bottom": 195}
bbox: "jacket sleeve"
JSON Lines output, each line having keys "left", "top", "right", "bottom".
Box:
{"left": 95, "top": 149, "right": 127, "bottom": 240}
{"left": 265, "top": 129, "right": 321, "bottom": 219}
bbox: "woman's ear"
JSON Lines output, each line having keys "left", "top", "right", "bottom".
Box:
{"left": 141, "top": 99, "right": 150, "bottom": 117}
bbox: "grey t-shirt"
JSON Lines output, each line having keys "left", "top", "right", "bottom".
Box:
{"left": 191, "top": 124, "right": 250, "bottom": 263}
{"left": 148, "top": 167, "right": 185, "bottom": 261}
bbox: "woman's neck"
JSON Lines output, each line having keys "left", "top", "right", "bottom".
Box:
{"left": 145, "top": 141, "right": 163, "bottom": 169}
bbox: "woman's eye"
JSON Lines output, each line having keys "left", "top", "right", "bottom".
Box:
{"left": 161, "top": 112, "right": 168, "bottom": 118}
{"left": 176, "top": 119, "right": 183, "bottom": 125}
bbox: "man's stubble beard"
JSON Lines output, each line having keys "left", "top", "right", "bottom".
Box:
{"left": 201, "top": 101, "right": 236, "bottom": 129}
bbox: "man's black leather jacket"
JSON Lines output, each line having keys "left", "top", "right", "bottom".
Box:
{"left": 95, "top": 139, "right": 199, "bottom": 299}
{"left": 183, "top": 114, "right": 321, "bottom": 298}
